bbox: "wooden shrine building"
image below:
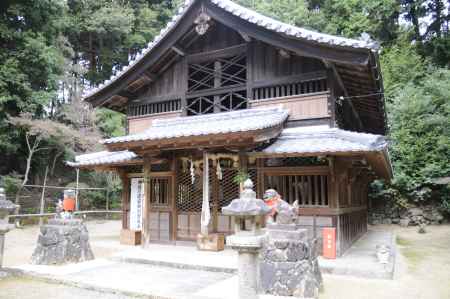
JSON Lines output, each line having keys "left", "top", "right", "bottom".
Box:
{"left": 68, "top": 0, "right": 392, "bottom": 257}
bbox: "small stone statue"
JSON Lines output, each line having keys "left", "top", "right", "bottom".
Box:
{"left": 263, "top": 189, "right": 299, "bottom": 224}
{"left": 376, "top": 244, "right": 390, "bottom": 264}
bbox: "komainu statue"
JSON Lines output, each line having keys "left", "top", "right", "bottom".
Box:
{"left": 263, "top": 189, "right": 299, "bottom": 225}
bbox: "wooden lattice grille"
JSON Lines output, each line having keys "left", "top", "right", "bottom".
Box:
{"left": 176, "top": 170, "right": 213, "bottom": 212}
{"left": 217, "top": 169, "right": 239, "bottom": 209}
{"left": 186, "top": 90, "right": 247, "bottom": 115}
{"left": 188, "top": 53, "right": 247, "bottom": 92}
{"left": 265, "top": 174, "right": 329, "bottom": 207}
{"left": 253, "top": 78, "right": 327, "bottom": 100}
{"left": 176, "top": 166, "right": 257, "bottom": 212}
{"left": 128, "top": 98, "right": 181, "bottom": 117}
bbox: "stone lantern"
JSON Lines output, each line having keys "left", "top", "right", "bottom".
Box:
{"left": 222, "top": 179, "right": 270, "bottom": 299}
{"left": 0, "top": 187, "right": 18, "bottom": 268}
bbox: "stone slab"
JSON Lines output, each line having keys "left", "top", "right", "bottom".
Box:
{"left": 318, "top": 228, "right": 396, "bottom": 280}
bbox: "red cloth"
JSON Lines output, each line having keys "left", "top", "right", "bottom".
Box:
{"left": 265, "top": 199, "right": 278, "bottom": 216}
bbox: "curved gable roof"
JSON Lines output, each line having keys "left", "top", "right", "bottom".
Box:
{"left": 83, "top": 0, "right": 379, "bottom": 103}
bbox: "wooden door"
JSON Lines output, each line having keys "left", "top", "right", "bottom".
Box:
{"left": 148, "top": 176, "right": 173, "bottom": 242}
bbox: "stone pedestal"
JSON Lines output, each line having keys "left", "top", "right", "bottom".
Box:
{"left": 227, "top": 234, "right": 265, "bottom": 299}
{"left": 31, "top": 219, "right": 94, "bottom": 265}
{"left": 0, "top": 188, "right": 18, "bottom": 269}
{"left": 0, "top": 230, "right": 6, "bottom": 268}
{"left": 259, "top": 223, "right": 322, "bottom": 298}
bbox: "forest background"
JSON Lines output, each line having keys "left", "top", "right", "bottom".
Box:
{"left": 0, "top": 0, "right": 449, "bottom": 215}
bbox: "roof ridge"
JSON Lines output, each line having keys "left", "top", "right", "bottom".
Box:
{"left": 101, "top": 106, "right": 288, "bottom": 145}
{"left": 151, "top": 106, "right": 286, "bottom": 128}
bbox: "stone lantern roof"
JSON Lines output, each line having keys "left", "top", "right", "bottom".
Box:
{"left": 222, "top": 179, "right": 270, "bottom": 216}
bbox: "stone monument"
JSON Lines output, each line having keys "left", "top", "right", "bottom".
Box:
{"left": 222, "top": 179, "right": 271, "bottom": 299}
{"left": 259, "top": 195, "right": 322, "bottom": 298}
{"left": 31, "top": 193, "right": 94, "bottom": 265}
{"left": 0, "top": 187, "right": 18, "bottom": 269}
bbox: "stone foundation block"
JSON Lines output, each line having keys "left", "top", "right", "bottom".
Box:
{"left": 31, "top": 219, "right": 94, "bottom": 265}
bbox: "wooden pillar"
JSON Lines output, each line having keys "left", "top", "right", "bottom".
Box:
{"left": 239, "top": 151, "right": 249, "bottom": 195}
{"left": 256, "top": 158, "right": 264, "bottom": 199}
{"left": 238, "top": 151, "right": 248, "bottom": 173}
{"left": 118, "top": 169, "right": 130, "bottom": 230}
{"left": 212, "top": 159, "right": 219, "bottom": 233}
{"left": 171, "top": 156, "right": 178, "bottom": 242}
{"left": 200, "top": 151, "right": 210, "bottom": 236}
{"left": 142, "top": 155, "right": 152, "bottom": 247}
{"left": 327, "top": 157, "right": 338, "bottom": 209}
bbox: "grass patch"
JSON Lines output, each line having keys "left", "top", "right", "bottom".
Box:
{"left": 401, "top": 248, "right": 425, "bottom": 270}
{"left": 396, "top": 236, "right": 412, "bottom": 246}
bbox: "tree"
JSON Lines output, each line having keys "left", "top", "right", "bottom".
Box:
{"left": 8, "top": 113, "right": 94, "bottom": 203}
{"left": 387, "top": 69, "right": 450, "bottom": 209}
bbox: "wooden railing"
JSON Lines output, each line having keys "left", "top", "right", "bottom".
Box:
{"left": 252, "top": 78, "right": 327, "bottom": 100}
{"left": 265, "top": 174, "right": 329, "bottom": 207}
{"left": 128, "top": 98, "right": 181, "bottom": 117}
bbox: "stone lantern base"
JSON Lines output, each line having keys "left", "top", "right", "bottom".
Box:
{"left": 259, "top": 223, "right": 322, "bottom": 298}
{"left": 31, "top": 219, "right": 94, "bottom": 265}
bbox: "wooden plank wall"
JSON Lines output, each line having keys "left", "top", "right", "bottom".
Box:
{"left": 251, "top": 41, "right": 326, "bottom": 81}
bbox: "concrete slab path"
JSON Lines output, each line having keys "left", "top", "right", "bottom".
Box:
{"left": 113, "top": 244, "right": 237, "bottom": 273}
{"left": 319, "top": 228, "right": 396, "bottom": 279}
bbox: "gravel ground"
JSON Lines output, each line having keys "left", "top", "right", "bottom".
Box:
{"left": 2, "top": 220, "right": 124, "bottom": 267}
{"left": 1, "top": 220, "right": 450, "bottom": 299}
{"left": 320, "top": 224, "right": 450, "bottom": 299}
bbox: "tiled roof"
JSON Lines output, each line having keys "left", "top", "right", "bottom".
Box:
{"left": 67, "top": 150, "right": 138, "bottom": 167}
{"left": 258, "top": 126, "right": 388, "bottom": 155}
{"left": 102, "top": 107, "right": 289, "bottom": 145}
{"left": 84, "top": 0, "right": 378, "bottom": 101}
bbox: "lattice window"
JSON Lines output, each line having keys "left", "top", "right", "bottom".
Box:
{"left": 176, "top": 170, "right": 214, "bottom": 212}
{"left": 218, "top": 169, "right": 239, "bottom": 209}
{"left": 265, "top": 174, "right": 329, "bottom": 207}
{"left": 188, "top": 53, "right": 247, "bottom": 92}
{"left": 150, "top": 177, "right": 170, "bottom": 206}
{"left": 186, "top": 90, "right": 247, "bottom": 115}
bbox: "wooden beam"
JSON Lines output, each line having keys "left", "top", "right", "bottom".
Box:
{"left": 86, "top": 0, "right": 202, "bottom": 106}
{"left": 278, "top": 49, "right": 290, "bottom": 59}
{"left": 171, "top": 45, "right": 185, "bottom": 56}
{"left": 329, "top": 62, "right": 364, "bottom": 131}
{"left": 238, "top": 31, "right": 252, "bottom": 42}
